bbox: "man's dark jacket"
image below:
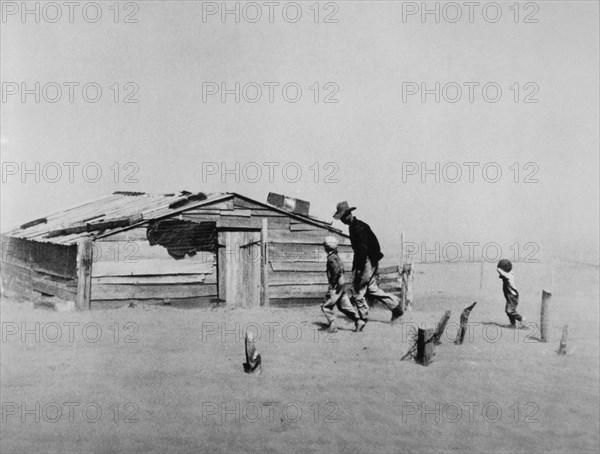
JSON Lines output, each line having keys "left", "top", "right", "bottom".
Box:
{"left": 348, "top": 218, "right": 384, "bottom": 272}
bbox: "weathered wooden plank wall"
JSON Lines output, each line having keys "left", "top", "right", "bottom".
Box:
{"left": 1, "top": 236, "right": 78, "bottom": 304}
{"left": 267, "top": 233, "right": 351, "bottom": 302}
{"left": 90, "top": 227, "right": 217, "bottom": 306}
{"left": 1, "top": 236, "right": 77, "bottom": 279}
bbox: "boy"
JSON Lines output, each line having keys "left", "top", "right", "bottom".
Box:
{"left": 321, "top": 236, "right": 365, "bottom": 332}
{"left": 497, "top": 259, "right": 526, "bottom": 328}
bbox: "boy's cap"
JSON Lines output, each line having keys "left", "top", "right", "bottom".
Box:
{"left": 497, "top": 259, "right": 512, "bottom": 272}
{"left": 323, "top": 236, "right": 338, "bottom": 248}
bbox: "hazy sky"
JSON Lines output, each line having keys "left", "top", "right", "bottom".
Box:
{"left": 1, "top": 1, "right": 598, "bottom": 264}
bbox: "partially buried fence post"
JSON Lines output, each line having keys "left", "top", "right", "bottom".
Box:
{"left": 243, "top": 332, "right": 262, "bottom": 375}
{"left": 401, "top": 263, "right": 413, "bottom": 311}
{"left": 433, "top": 310, "right": 451, "bottom": 345}
{"left": 455, "top": 302, "right": 477, "bottom": 345}
{"left": 557, "top": 324, "right": 568, "bottom": 355}
{"left": 540, "top": 290, "right": 551, "bottom": 343}
{"left": 416, "top": 328, "right": 435, "bottom": 366}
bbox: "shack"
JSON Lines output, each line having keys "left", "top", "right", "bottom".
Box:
{"left": 1, "top": 191, "right": 403, "bottom": 309}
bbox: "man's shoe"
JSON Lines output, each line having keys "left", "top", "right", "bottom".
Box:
{"left": 355, "top": 319, "right": 367, "bottom": 332}
{"left": 328, "top": 321, "right": 338, "bottom": 333}
{"left": 391, "top": 306, "right": 403, "bottom": 322}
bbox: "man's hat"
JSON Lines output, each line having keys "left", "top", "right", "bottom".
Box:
{"left": 333, "top": 201, "right": 356, "bottom": 220}
{"left": 497, "top": 259, "right": 513, "bottom": 273}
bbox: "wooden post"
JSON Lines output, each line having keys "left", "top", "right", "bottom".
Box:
{"left": 479, "top": 261, "right": 484, "bottom": 290}
{"left": 557, "top": 325, "right": 568, "bottom": 355}
{"left": 76, "top": 238, "right": 93, "bottom": 311}
{"left": 455, "top": 302, "right": 477, "bottom": 345}
{"left": 243, "top": 332, "right": 262, "bottom": 375}
{"left": 401, "top": 263, "right": 414, "bottom": 311}
{"left": 540, "top": 290, "right": 551, "bottom": 342}
{"left": 433, "top": 310, "right": 451, "bottom": 345}
{"left": 401, "top": 268, "right": 406, "bottom": 311}
{"left": 260, "top": 218, "right": 269, "bottom": 307}
{"left": 416, "top": 328, "right": 434, "bottom": 366}
{"left": 400, "top": 231, "right": 404, "bottom": 266}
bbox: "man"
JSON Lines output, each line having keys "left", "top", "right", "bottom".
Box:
{"left": 333, "top": 201, "right": 403, "bottom": 328}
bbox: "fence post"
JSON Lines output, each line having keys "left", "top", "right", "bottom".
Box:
{"left": 540, "top": 290, "right": 551, "bottom": 342}
{"left": 557, "top": 325, "right": 568, "bottom": 355}
{"left": 416, "top": 328, "right": 435, "bottom": 366}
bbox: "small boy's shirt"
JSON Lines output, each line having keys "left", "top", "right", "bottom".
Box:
{"left": 498, "top": 268, "right": 519, "bottom": 298}
{"left": 326, "top": 250, "right": 345, "bottom": 288}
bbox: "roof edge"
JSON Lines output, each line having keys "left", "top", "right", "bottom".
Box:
{"left": 230, "top": 193, "right": 347, "bottom": 237}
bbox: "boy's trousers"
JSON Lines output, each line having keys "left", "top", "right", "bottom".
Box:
{"left": 322, "top": 286, "right": 360, "bottom": 324}
{"left": 505, "top": 293, "right": 523, "bottom": 325}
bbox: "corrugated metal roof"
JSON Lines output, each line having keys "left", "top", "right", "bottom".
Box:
{"left": 3, "top": 191, "right": 228, "bottom": 245}
{"left": 3, "top": 191, "right": 343, "bottom": 244}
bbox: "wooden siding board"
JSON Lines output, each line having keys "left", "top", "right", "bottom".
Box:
{"left": 90, "top": 296, "right": 218, "bottom": 309}
{"left": 179, "top": 214, "right": 221, "bottom": 224}
{"left": 268, "top": 230, "right": 351, "bottom": 245}
{"left": 32, "top": 274, "right": 77, "bottom": 301}
{"left": 269, "top": 261, "right": 326, "bottom": 272}
{"left": 233, "top": 198, "right": 262, "bottom": 209}
{"left": 91, "top": 283, "right": 218, "bottom": 300}
{"left": 1, "top": 261, "right": 34, "bottom": 295}
{"left": 268, "top": 243, "right": 352, "bottom": 263}
{"left": 94, "top": 228, "right": 148, "bottom": 242}
{"left": 92, "top": 259, "right": 214, "bottom": 277}
{"left": 191, "top": 200, "right": 233, "bottom": 211}
{"left": 92, "top": 273, "right": 216, "bottom": 285}
{"left": 221, "top": 210, "right": 251, "bottom": 217}
{"left": 289, "top": 224, "right": 323, "bottom": 232}
{"left": 93, "top": 241, "right": 215, "bottom": 264}
{"left": 268, "top": 284, "right": 327, "bottom": 298}
{"left": 217, "top": 217, "right": 290, "bottom": 230}
{"left": 269, "top": 272, "right": 328, "bottom": 286}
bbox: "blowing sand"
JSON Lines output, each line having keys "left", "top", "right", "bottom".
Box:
{"left": 1, "top": 262, "right": 598, "bottom": 453}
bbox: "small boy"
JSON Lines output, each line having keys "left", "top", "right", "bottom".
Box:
{"left": 497, "top": 259, "right": 526, "bottom": 328}
{"left": 321, "top": 236, "right": 365, "bottom": 332}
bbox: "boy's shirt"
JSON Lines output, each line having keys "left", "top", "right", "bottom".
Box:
{"left": 498, "top": 268, "right": 519, "bottom": 298}
{"left": 326, "top": 250, "right": 346, "bottom": 289}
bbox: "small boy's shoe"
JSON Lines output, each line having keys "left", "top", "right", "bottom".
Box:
{"left": 391, "top": 306, "right": 404, "bottom": 322}
{"left": 355, "top": 319, "right": 367, "bottom": 332}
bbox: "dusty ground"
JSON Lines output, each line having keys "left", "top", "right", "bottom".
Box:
{"left": 1, "top": 262, "right": 599, "bottom": 453}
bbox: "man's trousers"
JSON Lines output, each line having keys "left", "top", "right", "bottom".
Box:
{"left": 352, "top": 260, "right": 400, "bottom": 320}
